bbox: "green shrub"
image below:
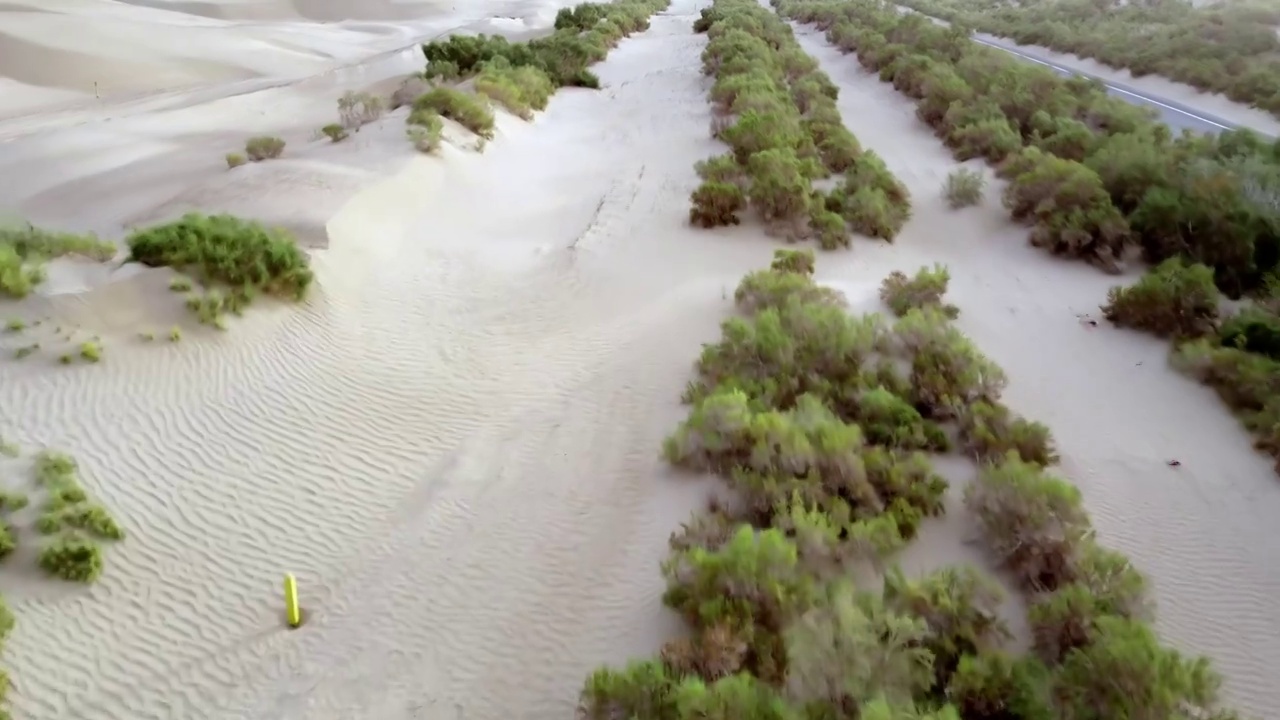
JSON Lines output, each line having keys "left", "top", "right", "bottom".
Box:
{"left": 943, "top": 167, "right": 985, "bottom": 208}
{"left": 1102, "top": 258, "right": 1219, "bottom": 339}
{"left": 321, "top": 123, "right": 348, "bottom": 142}
{"left": 1054, "top": 616, "right": 1225, "bottom": 720}
{"left": 79, "top": 341, "right": 102, "bottom": 363}
{"left": 956, "top": 401, "right": 1058, "bottom": 467}
{"left": 946, "top": 651, "right": 1053, "bottom": 720}
{"left": 474, "top": 62, "right": 555, "bottom": 120}
{"left": 690, "top": 181, "right": 746, "bottom": 227}
{"left": 126, "top": 213, "right": 313, "bottom": 306}
{"left": 412, "top": 88, "right": 495, "bottom": 139}
{"left": 39, "top": 534, "right": 104, "bottom": 583}
{"left": 0, "top": 222, "right": 114, "bottom": 298}
{"left": 879, "top": 264, "right": 958, "bottom": 318}
{"left": 244, "top": 136, "right": 285, "bottom": 161}
{"left": 1218, "top": 306, "right": 1280, "bottom": 360}
{"left": 1002, "top": 150, "right": 1131, "bottom": 272}
{"left": 225, "top": 152, "right": 247, "bottom": 168}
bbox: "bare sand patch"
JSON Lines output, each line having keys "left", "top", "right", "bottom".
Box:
{"left": 794, "top": 23, "right": 1280, "bottom": 717}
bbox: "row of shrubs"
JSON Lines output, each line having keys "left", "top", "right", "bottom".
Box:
{"left": 408, "top": 0, "right": 670, "bottom": 148}
{"left": 776, "top": 0, "right": 1280, "bottom": 475}
{"left": 896, "top": 0, "right": 1280, "bottom": 118}
{"left": 577, "top": 251, "right": 1235, "bottom": 719}
{"left": 776, "top": 0, "right": 1280, "bottom": 294}
{"left": 688, "top": 0, "right": 912, "bottom": 247}
{"left": 420, "top": 0, "right": 671, "bottom": 91}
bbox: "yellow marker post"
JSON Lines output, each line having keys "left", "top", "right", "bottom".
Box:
{"left": 284, "top": 573, "right": 302, "bottom": 629}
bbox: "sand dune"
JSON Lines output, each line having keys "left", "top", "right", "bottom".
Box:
{"left": 2, "top": 0, "right": 1280, "bottom": 718}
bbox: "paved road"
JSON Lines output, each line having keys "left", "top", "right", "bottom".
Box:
{"left": 970, "top": 34, "right": 1268, "bottom": 137}
{"left": 893, "top": 4, "right": 1270, "bottom": 137}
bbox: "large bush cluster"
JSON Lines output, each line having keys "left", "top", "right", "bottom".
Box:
{"left": 126, "top": 213, "right": 313, "bottom": 325}
{"left": 688, "top": 0, "right": 911, "bottom": 247}
{"left": 776, "top": 0, "right": 1280, "bottom": 473}
{"left": 420, "top": 0, "right": 670, "bottom": 90}
{"left": 897, "top": 0, "right": 1280, "bottom": 119}
{"left": 578, "top": 252, "right": 1238, "bottom": 719}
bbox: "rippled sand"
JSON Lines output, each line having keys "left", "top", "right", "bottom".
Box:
{"left": 1, "top": 0, "right": 1279, "bottom": 718}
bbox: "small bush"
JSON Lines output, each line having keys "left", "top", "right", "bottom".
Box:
{"left": 3, "top": 318, "right": 23, "bottom": 333}
{"left": 321, "top": 123, "right": 348, "bottom": 142}
{"left": 957, "top": 401, "right": 1059, "bottom": 467}
{"left": 169, "top": 276, "right": 193, "bottom": 292}
{"left": 244, "top": 136, "right": 285, "bottom": 161}
{"left": 475, "top": 63, "right": 555, "bottom": 120}
{"left": 943, "top": 167, "right": 986, "bottom": 208}
{"left": 337, "top": 91, "right": 383, "bottom": 130}
{"left": 225, "top": 153, "right": 247, "bottom": 169}
{"left": 79, "top": 341, "right": 102, "bottom": 363}
{"left": 39, "top": 534, "right": 104, "bottom": 583}
{"left": 880, "top": 264, "right": 959, "bottom": 318}
{"left": 689, "top": 181, "right": 746, "bottom": 227}
{"left": 413, "top": 88, "right": 496, "bottom": 139}
{"left": 1103, "top": 258, "right": 1219, "bottom": 339}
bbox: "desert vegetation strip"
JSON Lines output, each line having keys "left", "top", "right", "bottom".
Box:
{"left": 688, "top": 0, "right": 912, "bottom": 247}
{"left": 576, "top": 250, "right": 1239, "bottom": 720}
{"left": 405, "top": 0, "right": 671, "bottom": 151}
{"left": 776, "top": 0, "right": 1280, "bottom": 474}
{"left": 896, "top": 0, "right": 1280, "bottom": 120}
{"left": 0, "top": 220, "right": 115, "bottom": 299}
{"left": 0, "top": 442, "right": 125, "bottom": 717}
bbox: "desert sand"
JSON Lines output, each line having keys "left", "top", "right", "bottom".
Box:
{"left": 1, "top": 0, "right": 1279, "bottom": 719}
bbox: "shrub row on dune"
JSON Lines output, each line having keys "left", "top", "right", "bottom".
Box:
{"left": 896, "top": 0, "right": 1280, "bottom": 119}
{"left": 577, "top": 252, "right": 1231, "bottom": 719}
{"left": 407, "top": 0, "right": 669, "bottom": 145}
{"left": 776, "top": 0, "right": 1280, "bottom": 475}
{"left": 421, "top": 0, "right": 670, "bottom": 91}
{"left": 776, "top": 0, "right": 1280, "bottom": 291}
{"left": 688, "top": 0, "right": 912, "bottom": 247}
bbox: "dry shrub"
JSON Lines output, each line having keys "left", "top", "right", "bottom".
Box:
{"left": 943, "top": 167, "right": 985, "bottom": 208}
{"left": 244, "top": 136, "right": 285, "bottom": 161}
{"left": 964, "top": 453, "right": 1091, "bottom": 593}
{"left": 338, "top": 91, "right": 384, "bottom": 130}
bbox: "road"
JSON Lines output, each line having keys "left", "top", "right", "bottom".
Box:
{"left": 892, "top": 4, "right": 1270, "bottom": 137}
{"left": 969, "top": 34, "right": 1257, "bottom": 136}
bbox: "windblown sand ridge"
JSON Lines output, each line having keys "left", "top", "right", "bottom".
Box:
{"left": 1, "top": 0, "right": 1280, "bottom": 718}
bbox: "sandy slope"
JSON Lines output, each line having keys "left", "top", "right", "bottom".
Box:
{"left": 1, "top": 0, "right": 1279, "bottom": 719}
{"left": 0, "top": 0, "right": 558, "bottom": 121}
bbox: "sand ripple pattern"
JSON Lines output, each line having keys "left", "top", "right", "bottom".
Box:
{"left": 0, "top": 6, "right": 721, "bottom": 719}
